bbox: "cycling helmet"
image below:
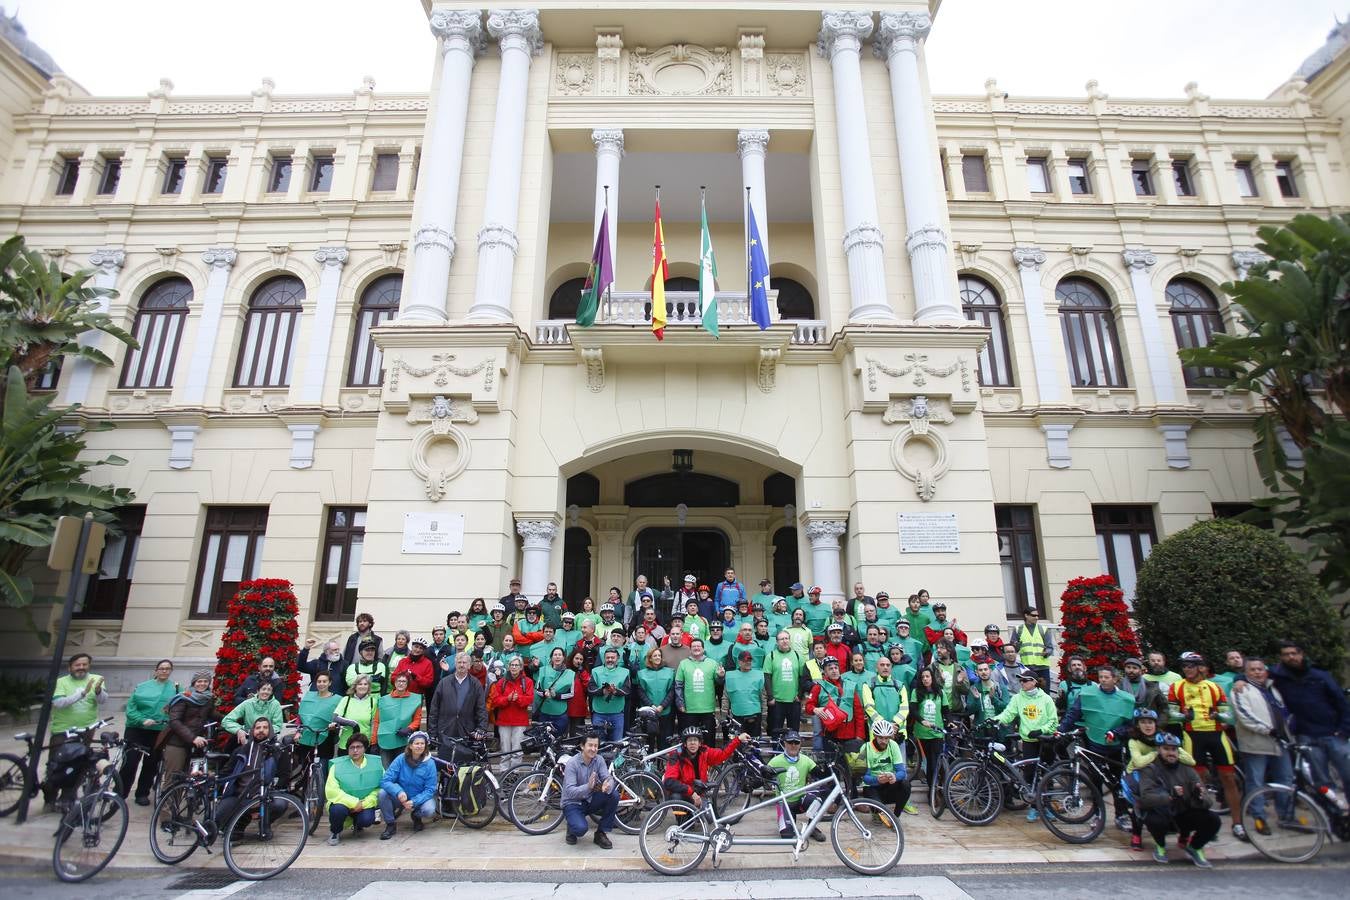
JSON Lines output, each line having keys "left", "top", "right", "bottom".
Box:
{"left": 1178, "top": 651, "right": 1205, "bottom": 665}
{"left": 1132, "top": 708, "right": 1159, "bottom": 720}
{"left": 410, "top": 635, "right": 429, "bottom": 648}
{"left": 1155, "top": 733, "right": 1182, "bottom": 747}
{"left": 600, "top": 603, "right": 616, "bottom": 613}
{"left": 871, "top": 719, "right": 898, "bottom": 738}
{"left": 681, "top": 725, "right": 704, "bottom": 740}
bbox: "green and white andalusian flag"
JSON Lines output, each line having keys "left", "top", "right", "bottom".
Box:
{"left": 699, "top": 192, "right": 719, "bottom": 338}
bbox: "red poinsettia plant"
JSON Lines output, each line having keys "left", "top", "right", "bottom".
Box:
{"left": 1057, "top": 574, "right": 1143, "bottom": 679}
{"left": 213, "top": 578, "right": 303, "bottom": 718}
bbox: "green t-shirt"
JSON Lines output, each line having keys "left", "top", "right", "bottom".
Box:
{"left": 676, "top": 657, "right": 720, "bottom": 714}
{"left": 914, "top": 693, "right": 945, "bottom": 740}
{"left": 51, "top": 674, "right": 101, "bottom": 735}
{"left": 767, "top": 752, "right": 817, "bottom": 801}
{"left": 763, "top": 648, "right": 805, "bottom": 702}
{"left": 684, "top": 616, "right": 711, "bottom": 642}
{"left": 863, "top": 737, "right": 904, "bottom": 778}
{"left": 724, "top": 668, "right": 764, "bottom": 717}
{"left": 785, "top": 626, "right": 813, "bottom": 656}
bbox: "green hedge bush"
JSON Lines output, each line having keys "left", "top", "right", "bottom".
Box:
{"left": 1134, "top": 518, "right": 1343, "bottom": 673}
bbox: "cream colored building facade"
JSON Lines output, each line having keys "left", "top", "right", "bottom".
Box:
{"left": 2, "top": 3, "right": 1345, "bottom": 681}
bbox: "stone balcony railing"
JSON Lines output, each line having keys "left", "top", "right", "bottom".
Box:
{"left": 534, "top": 290, "right": 829, "bottom": 346}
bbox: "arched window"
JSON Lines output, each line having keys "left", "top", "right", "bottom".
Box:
{"left": 773, "top": 277, "right": 815, "bottom": 319}
{"left": 548, "top": 277, "right": 587, "bottom": 320}
{"left": 1166, "top": 278, "right": 1226, "bottom": 387}
{"left": 120, "top": 276, "right": 191, "bottom": 388}
{"left": 234, "top": 275, "right": 304, "bottom": 388}
{"left": 664, "top": 276, "right": 699, "bottom": 292}
{"left": 348, "top": 273, "right": 401, "bottom": 386}
{"left": 959, "top": 275, "right": 1014, "bottom": 387}
{"left": 1056, "top": 277, "right": 1126, "bottom": 388}
{"left": 566, "top": 473, "right": 600, "bottom": 508}
{"left": 763, "top": 473, "right": 796, "bottom": 507}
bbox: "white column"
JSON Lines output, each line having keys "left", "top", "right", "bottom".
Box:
{"left": 181, "top": 248, "right": 237, "bottom": 406}
{"left": 818, "top": 11, "right": 893, "bottom": 322}
{"left": 877, "top": 12, "right": 961, "bottom": 323}
{"left": 468, "top": 9, "right": 543, "bottom": 323}
{"left": 804, "top": 518, "right": 847, "bottom": 605}
{"left": 63, "top": 247, "right": 125, "bottom": 406}
{"left": 516, "top": 518, "right": 558, "bottom": 599}
{"left": 738, "top": 129, "right": 770, "bottom": 289}
{"left": 1011, "top": 247, "right": 1063, "bottom": 404}
{"left": 592, "top": 128, "right": 623, "bottom": 257}
{"left": 296, "top": 246, "right": 348, "bottom": 405}
{"left": 401, "top": 8, "right": 484, "bottom": 323}
{"left": 1122, "top": 248, "right": 1179, "bottom": 404}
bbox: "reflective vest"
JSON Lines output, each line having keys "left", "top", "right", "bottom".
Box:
{"left": 1017, "top": 625, "right": 1050, "bottom": 667}
{"left": 330, "top": 753, "right": 383, "bottom": 800}
{"left": 864, "top": 678, "right": 909, "bottom": 729}
{"left": 1077, "top": 684, "right": 1136, "bottom": 746}
{"left": 297, "top": 692, "right": 341, "bottom": 746}
{"left": 376, "top": 692, "right": 422, "bottom": 750}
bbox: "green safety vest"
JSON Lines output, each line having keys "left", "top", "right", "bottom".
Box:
{"left": 590, "top": 664, "right": 630, "bottom": 714}
{"left": 298, "top": 692, "right": 342, "bottom": 746}
{"left": 331, "top": 753, "right": 383, "bottom": 800}
{"left": 537, "top": 666, "right": 575, "bottom": 716}
{"left": 51, "top": 674, "right": 100, "bottom": 734}
{"left": 724, "top": 668, "right": 764, "bottom": 717}
{"left": 376, "top": 692, "right": 422, "bottom": 750}
{"left": 764, "top": 649, "right": 804, "bottom": 702}
{"left": 817, "top": 678, "right": 855, "bottom": 722}
{"left": 875, "top": 605, "right": 902, "bottom": 632}
{"left": 861, "top": 644, "right": 890, "bottom": 672}
{"left": 865, "top": 678, "right": 909, "bottom": 727}
{"left": 1077, "top": 684, "right": 1136, "bottom": 746}
{"left": 635, "top": 666, "right": 674, "bottom": 716}
{"left": 863, "top": 737, "right": 904, "bottom": 778}
{"left": 678, "top": 658, "right": 720, "bottom": 714}
{"left": 1017, "top": 625, "right": 1050, "bottom": 667}
{"left": 336, "top": 694, "right": 376, "bottom": 747}
{"left": 802, "top": 602, "right": 832, "bottom": 637}
{"left": 346, "top": 661, "right": 388, "bottom": 698}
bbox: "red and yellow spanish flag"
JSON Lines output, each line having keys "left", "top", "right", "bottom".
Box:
{"left": 651, "top": 193, "right": 668, "bottom": 340}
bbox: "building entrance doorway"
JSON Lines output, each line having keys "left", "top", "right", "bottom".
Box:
{"left": 634, "top": 527, "right": 729, "bottom": 594}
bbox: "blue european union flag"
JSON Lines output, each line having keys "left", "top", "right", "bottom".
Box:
{"left": 747, "top": 205, "right": 771, "bottom": 330}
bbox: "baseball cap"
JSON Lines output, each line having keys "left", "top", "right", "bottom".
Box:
{"left": 782, "top": 730, "right": 803, "bottom": 743}
{"left": 1018, "top": 669, "right": 1037, "bottom": 682}
{"left": 789, "top": 582, "right": 804, "bottom": 591}
{"left": 737, "top": 650, "right": 754, "bottom": 662}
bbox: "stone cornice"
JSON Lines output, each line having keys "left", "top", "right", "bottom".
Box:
{"left": 835, "top": 324, "right": 994, "bottom": 356}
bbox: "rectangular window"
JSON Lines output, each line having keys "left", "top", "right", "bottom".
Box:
{"left": 1275, "top": 160, "right": 1299, "bottom": 198}
{"left": 1172, "top": 159, "right": 1196, "bottom": 197}
{"left": 1067, "top": 158, "right": 1091, "bottom": 194}
{"left": 55, "top": 157, "right": 80, "bottom": 195}
{"left": 317, "top": 507, "right": 366, "bottom": 621}
{"left": 203, "top": 156, "right": 228, "bottom": 194}
{"left": 309, "top": 155, "right": 334, "bottom": 192}
{"left": 1131, "top": 159, "right": 1154, "bottom": 196}
{"left": 268, "top": 156, "right": 292, "bottom": 193}
{"left": 192, "top": 506, "right": 268, "bottom": 617}
{"left": 161, "top": 158, "right": 186, "bottom": 194}
{"left": 371, "top": 153, "right": 399, "bottom": 192}
{"left": 1026, "top": 157, "right": 1051, "bottom": 193}
{"left": 961, "top": 153, "right": 990, "bottom": 192}
{"left": 79, "top": 506, "right": 146, "bottom": 618}
{"left": 1093, "top": 505, "right": 1157, "bottom": 605}
{"left": 97, "top": 157, "right": 121, "bottom": 195}
{"left": 996, "top": 505, "right": 1045, "bottom": 617}
{"left": 33, "top": 357, "right": 61, "bottom": 390}
{"left": 1234, "top": 161, "right": 1259, "bottom": 198}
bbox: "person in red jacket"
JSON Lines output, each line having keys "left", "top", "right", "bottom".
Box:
{"left": 566, "top": 648, "right": 591, "bottom": 735}
{"left": 822, "top": 623, "right": 851, "bottom": 671}
{"left": 393, "top": 637, "right": 435, "bottom": 698}
{"left": 661, "top": 725, "right": 742, "bottom": 807}
{"left": 804, "top": 656, "right": 866, "bottom": 743}
{"left": 981, "top": 624, "right": 1006, "bottom": 660}
{"left": 923, "top": 602, "right": 968, "bottom": 647}
{"left": 488, "top": 656, "right": 535, "bottom": 768}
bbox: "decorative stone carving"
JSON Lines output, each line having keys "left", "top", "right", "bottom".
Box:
{"left": 430, "top": 8, "right": 486, "bottom": 55}
{"left": 880, "top": 395, "right": 955, "bottom": 502}
{"left": 628, "top": 44, "right": 732, "bottom": 96}
{"left": 1231, "top": 249, "right": 1267, "bottom": 280}
{"left": 288, "top": 423, "right": 321, "bottom": 469}
{"left": 764, "top": 52, "right": 807, "bottom": 96}
{"left": 108, "top": 389, "right": 170, "bottom": 414}
{"left": 477, "top": 224, "right": 519, "bottom": 255}
{"left": 314, "top": 246, "right": 349, "bottom": 268}
{"left": 201, "top": 247, "right": 237, "bottom": 269}
{"left": 487, "top": 8, "right": 543, "bottom": 56}
{"left": 405, "top": 394, "right": 479, "bottom": 427}
{"left": 581, "top": 347, "right": 605, "bottom": 393}
{"left": 866, "top": 353, "right": 972, "bottom": 393}
{"left": 1012, "top": 247, "right": 1047, "bottom": 271}
{"left": 739, "top": 32, "right": 765, "bottom": 94}
{"left": 88, "top": 248, "right": 125, "bottom": 274}
{"left": 757, "top": 347, "right": 780, "bottom": 393}
{"left": 737, "top": 129, "right": 770, "bottom": 158}
{"left": 596, "top": 32, "right": 623, "bottom": 93}
{"left": 1041, "top": 423, "right": 1075, "bottom": 469}
{"left": 1122, "top": 247, "right": 1157, "bottom": 270}
{"left": 554, "top": 52, "right": 594, "bottom": 96}
{"left": 817, "top": 10, "right": 874, "bottom": 57}
{"left": 874, "top": 11, "right": 932, "bottom": 58}
{"left": 882, "top": 395, "right": 954, "bottom": 433}
{"left": 592, "top": 128, "right": 624, "bottom": 156}
{"left": 843, "top": 223, "right": 885, "bottom": 254}
{"left": 804, "top": 518, "right": 847, "bottom": 548}
{"left": 906, "top": 224, "right": 949, "bottom": 257}
{"left": 409, "top": 416, "right": 471, "bottom": 502}
{"left": 516, "top": 518, "right": 558, "bottom": 549}
{"left": 387, "top": 353, "right": 494, "bottom": 393}
{"left": 414, "top": 225, "right": 456, "bottom": 257}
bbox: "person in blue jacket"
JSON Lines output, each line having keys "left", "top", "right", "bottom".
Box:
{"left": 377, "top": 730, "right": 438, "bottom": 839}
{"left": 1271, "top": 640, "right": 1350, "bottom": 790}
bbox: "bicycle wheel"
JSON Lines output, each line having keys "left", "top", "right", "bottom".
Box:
{"left": 302, "top": 764, "right": 323, "bottom": 836}
{"left": 0, "top": 752, "right": 32, "bottom": 818}
{"left": 614, "top": 771, "right": 664, "bottom": 834}
{"left": 1241, "top": 785, "right": 1328, "bottom": 863}
{"left": 1001, "top": 759, "right": 1035, "bottom": 811}
{"left": 53, "top": 792, "right": 128, "bottom": 883}
{"left": 149, "top": 782, "right": 204, "bottom": 865}
{"left": 831, "top": 798, "right": 903, "bottom": 875}
{"left": 944, "top": 761, "right": 1003, "bottom": 827}
{"left": 508, "top": 769, "right": 565, "bottom": 835}
{"left": 223, "top": 791, "right": 308, "bottom": 880}
{"left": 453, "top": 766, "right": 499, "bottom": 828}
{"left": 638, "top": 800, "right": 709, "bottom": 876}
{"left": 710, "top": 764, "right": 752, "bottom": 816}
{"left": 1036, "top": 765, "right": 1104, "bottom": 844}
{"left": 929, "top": 758, "right": 948, "bottom": 819}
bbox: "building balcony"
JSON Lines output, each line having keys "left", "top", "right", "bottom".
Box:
{"left": 534, "top": 290, "right": 828, "bottom": 346}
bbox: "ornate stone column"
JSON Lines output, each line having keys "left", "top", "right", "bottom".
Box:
{"left": 804, "top": 517, "right": 848, "bottom": 605}
{"left": 468, "top": 9, "right": 543, "bottom": 323}
{"left": 592, "top": 128, "right": 623, "bottom": 265}
{"left": 738, "top": 129, "right": 770, "bottom": 289}
{"left": 876, "top": 12, "right": 961, "bottom": 323}
{"left": 516, "top": 517, "right": 559, "bottom": 599}
{"left": 1011, "top": 247, "right": 1064, "bottom": 404}
{"left": 1122, "top": 248, "right": 1179, "bottom": 404}
{"left": 818, "top": 11, "right": 893, "bottom": 322}
{"left": 401, "top": 9, "right": 484, "bottom": 323}
{"left": 180, "top": 247, "right": 237, "bottom": 406}
{"left": 296, "top": 246, "right": 348, "bottom": 404}
{"left": 63, "top": 247, "right": 125, "bottom": 406}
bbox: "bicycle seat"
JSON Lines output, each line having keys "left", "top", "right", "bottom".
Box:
{"left": 205, "top": 751, "right": 232, "bottom": 761}
{"left": 12, "top": 732, "right": 32, "bottom": 742}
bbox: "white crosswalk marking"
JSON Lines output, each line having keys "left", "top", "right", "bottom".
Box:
{"left": 348, "top": 877, "right": 974, "bottom": 900}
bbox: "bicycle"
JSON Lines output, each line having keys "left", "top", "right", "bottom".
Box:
{"left": 432, "top": 735, "right": 503, "bottom": 828}
{"left": 508, "top": 733, "right": 663, "bottom": 836}
{"left": 52, "top": 725, "right": 129, "bottom": 883}
{"left": 1033, "top": 729, "right": 1118, "bottom": 844}
{"left": 708, "top": 735, "right": 781, "bottom": 815}
{"left": 638, "top": 761, "right": 903, "bottom": 876}
{"left": 943, "top": 726, "right": 1055, "bottom": 827}
{"left": 0, "top": 717, "right": 121, "bottom": 819}
{"left": 1241, "top": 737, "right": 1350, "bottom": 863}
{"left": 925, "top": 720, "right": 972, "bottom": 819}
{"left": 288, "top": 721, "right": 338, "bottom": 837}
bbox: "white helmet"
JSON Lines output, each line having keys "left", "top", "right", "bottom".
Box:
{"left": 871, "top": 718, "right": 897, "bottom": 738}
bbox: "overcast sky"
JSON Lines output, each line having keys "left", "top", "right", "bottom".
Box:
{"left": 12, "top": 1, "right": 1348, "bottom": 99}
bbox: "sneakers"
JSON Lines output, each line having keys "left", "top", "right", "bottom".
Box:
{"left": 1253, "top": 816, "right": 1272, "bottom": 836}
{"left": 1184, "top": 845, "right": 1213, "bottom": 869}
{"left": 779, "top": 826, "right": 795, "bottom": 839}
{"left": 411, "top": 815, "right": 425, "bottom": 834}
{"left": 1026, "top": 808, "right": 1039, "bottom": 822}
{"left": 1152, "top": 843, "right": 1168, "bottom": 864}
{"left": 1114, "top": 814, "right": 1132, "bottom": 832}
{"left": 134, "top": 796, "right": 151, "bottom": 807}
{"left": 379, "top": 824, "right": 396, "bottom": 840}
{"left": 328, "top": 833, "right": 340, "bottom": 846}
{"left": 1232, "top": 823, "right": 1248, "bottom": 842}
{"left": 1130, "top": 834, "right": 1142, "bottom": 851}
{"left": 809, "top": 827, "right": 826, "bottom": 842}
{"left": 594, "top": 831, "right": 613, "bottom": 850}
{"left": 565, "top": 832, "right": 578, "bottom": 845}
{"left": 902, "top": 802, "right": 919, "bottom": 815}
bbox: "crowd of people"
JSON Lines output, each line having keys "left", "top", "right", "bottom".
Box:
{"left": 45, "top": 568, "right": 1350, "bottom": 865}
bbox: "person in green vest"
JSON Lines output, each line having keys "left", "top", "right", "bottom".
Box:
{"left": 766, "top": 731, "right": 826, "bottom": 841}
{"left": 525, "top": 623, "right": 560, "bottom": 677}
{"left": 382, "top": 630, "right": 411, "bottom": 674}
{"left": 224, "top": 680, "right": 284, "bottom": 743}
{"left": 346, "top": 639, "right": 388, "bottom": 698}
{"left": 862, "top": 658, "right": 918, "bottom": 813}
{"left": 374, "top": 671, "right": 424, "bottom": 767}
{"left": 874, "top": 592, "right": 902, "bottom": 635}
{"left": 297, "top": 671, "right": 343, "bottom": 763}
{"left": 466, "top": 598, "right": 492, "bottom": 635}
{"left": 751, "top": 579, "right": 780, "bottom": 611}
{"left": 966, "top": 661, "right": 1010, "bottom": 732}
{"left": 675, "top": 639, "right": 724, "bottom": 737}
{"left": 596, "top": 604, "right": 623, "bottom": 641}
{"left": 860, "top": 626, "right": 892, "bottom": 673}
{"left": 763, "top": 631, "right": 806, "bottom": 737}
{"left": 1059, "top": 664, "right": 1138, "bottom": 830}
{"left": 589, "top": 646, "right": 631, "bottom": 741}
{"left": 887, "top": 644, "right": 918, "bottom": 691}
{"left": 1013, "top": 609, "right": 1055, "bottom": 690}
{"left": 325, "top": 732, "right": 383, "bottom": 845}
{"left": 801, "top": 587, "right": 832, "bottom": 638}
{"left": 859, "top": 718, "right": 912, "bottom": 817}
{"left": 728, "top": 621, "right": 765, "bottom": 670}
{"left": 335, "top": 675, "right": 377, "bottom": 749}
{"left": 765, "top": 597, "right": 792, "bottom": 637}
{"left": 1057, "top": 656, "right": 1091, "bottom": 714}
{"left": 843, "top": 652, "right": 874, "bottom": 705}
{"left": 785, "top": 608, "right": 813, "bottom": 657}
{"left": 681, "top": 598, "right": 711, "bottom": 643}
{"left": 536, "top": 647, "right": 576, "bottom": 734}
{"left": 705, "top": 621, "right": 732, "bottom": 669}
{"left": 784, "top": 582, "right": 809, "bottom": 615}
{"left": 635, "top": 647, "right": 675, "bottom": 743}
{"left": 121, "top": 658, "right": 177, "bottom": 806}
{"left": 994, "top": 670, "right": 1061, "bottom": 823}
{"left": 911, "top": 667, "right": 946, "bottom": 788}
{"left": 892, "top": 621, "right": 925, "bottom": 671}
{"left": 724, "top": 650, "right": 766, "bottom": 736}
{"left": 538, "top": 583, "right": 567, "bottom": 630}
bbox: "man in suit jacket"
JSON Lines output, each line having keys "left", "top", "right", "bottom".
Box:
{"left": 429, "top": 651, "right": 489, "bottom": 763}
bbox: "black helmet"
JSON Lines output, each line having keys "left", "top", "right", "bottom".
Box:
{"left": 680, "top": 725, "right": 704, "bottom": 740}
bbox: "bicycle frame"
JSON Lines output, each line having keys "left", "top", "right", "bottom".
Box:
{"left": 668, "top": 771, "right": 860, "bottom": 856}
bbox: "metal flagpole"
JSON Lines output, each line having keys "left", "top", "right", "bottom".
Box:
{"left": 745, "top": 186, "right": 752, "bottom": 318}
{"left": 603, "top": 184, "right": 611, "bottom": 315}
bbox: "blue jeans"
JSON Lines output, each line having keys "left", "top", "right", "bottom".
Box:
{"left": 547, "top": 712, "right": 570, "bottom": 736}
{"left": 377, "top": 788, "right": 437, "bottom": 822}
{"left": 1239, "top": 751, "right": 1295, "bottom": 820}
{"left": 1304, "top": 734, "right": 1350, "bottom": 792}
{"left": 328, "top": 803, "right": 378, "bottom": 835}
{"left": 592, "top": 711, "right": 624, "bottom": 742}
{"left": 563, "top": 789, "right": 619, "bottom": 837}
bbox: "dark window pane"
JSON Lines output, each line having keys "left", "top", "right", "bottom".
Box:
{"left": 162, "top": 158, "right": 186, "bottom": 194}
{"left": 121, "top": 277, "right": 192, "bottom": 389}
{"left": 371, "top": 153, "right": 399, "bottom": 192}
{"left": 547, "top": 277, "right": 586, "bottom": 320}
{"left": 1275, "top": 161, "right": 1298, "bottom": 198}
{"left": 1057, "top": 278, "right": 1125, "bottom": 387}
{"left": 1172, "top": 160, "right": 1195, "bottom": 197}
{"left": 348, "top": 273, "right": 402, "bottom": 386}
{"left": 566, "top": 473, "right": 600, "bottom": 508}
{"left": 310, "top": 155, "right": 334, "bottom": 192}
{"left": 79, "top": 506, "right": 146, "bottom": 618}
{"left": 268, "top": 156, "right": 292, "bottom": 193}
{"left": 1235, "top": 161, "right": 1259, "bottom": 198}
{"left": 318, "top": 506, "right": 366, "bottom": 621}
{"left": 1131, "top": 159, "right": 1154, "bottom": 196}
{"left": 235, "top": 276, "right": 304, "bottom": 388}
{"left": 961, "top": 154, "right": 989, "bottom": 192}
{"left": 774, "top": 278, "right": 814, "bottom": 319}
{"left": 1068, "top": 158, "right": 1091, "bottom": 194}
{"left": 1167, "top": 279, "right": 1226, "bottom": 386}
{"left": 204, "top": 157, "right": 228, "bottom": 193}
{"left": 55, "top": 158, "right": 79, "bottom": 195}
{"left": 763, "top": 472, "right": 796, "bottom": 507}
{"left": 625, "top": 472, "right": 739, "bottom": 508}
{"left": 97, "top": 158, "right": 121, "bottom": 195}
{"left": 33, "top": 357, "right": 61, "bottom": 390}
{"left": 1093, "top": 505, "right": 1156, "bottom": 605}
{"left": 996, "top": 504, "right": 1044, "bottom": 616}
{"left": 959, "top": 275, "right": 1013, "bottom": 386}
{"left": 193, "top": 506, "right": 269, "bottom": 618}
